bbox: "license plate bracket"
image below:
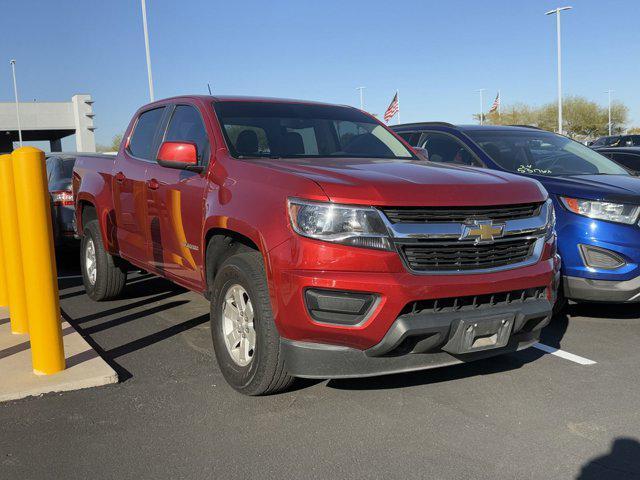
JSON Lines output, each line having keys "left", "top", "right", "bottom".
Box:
{"left": 442, "top": 313, "right": 515, "bottom": 355}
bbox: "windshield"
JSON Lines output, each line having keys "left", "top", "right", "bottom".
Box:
{"left": 465, "top": 130, "right": 629, "bottom": 176}
{"left": 213, "top": 101, "right": 414, "bottom": 160}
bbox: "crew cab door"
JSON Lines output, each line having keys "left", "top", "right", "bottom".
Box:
{"left": 114, "top": 106, "right": 166, "bottom": 264}
{"left": 145, "top": 104, "right": 210, "bottom": 287}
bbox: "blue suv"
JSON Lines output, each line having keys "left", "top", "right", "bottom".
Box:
{"left": 392, "top": 123, "right": 640, "bottom": 303}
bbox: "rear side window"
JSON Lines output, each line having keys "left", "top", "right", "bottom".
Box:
{"left": 128, "top": 107, "right": 165, "bottom": 160}
{"left": 419, "top": 132, "right": 484, "bottom": 167}
{"left": 61, "top": 158, "right": 76, "bottom": 179}
{"left": 165, "top": 105, "right": 210, "bottom": 163}
{"left": 46, "top": 157, "right": 56, "bottom": 182}
{"left": 611, "top": 153, "right": 640, "bottom": 171}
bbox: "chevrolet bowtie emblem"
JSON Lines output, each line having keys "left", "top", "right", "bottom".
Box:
{"left": 460, "top": 220, "right": 505, "bottom": 243}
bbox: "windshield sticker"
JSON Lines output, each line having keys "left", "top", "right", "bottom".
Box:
{"left": 517, "top": 164, "right": 552, "bottom": 175}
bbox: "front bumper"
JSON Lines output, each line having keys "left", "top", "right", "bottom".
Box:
{"left": 282, "top": 298, "right": 551, "bottom": 379}
{"left": 555, "top": 201, "right": 640, "bottom": 302}
{"left": 563, "top": 275, "right": 640, "bottom": 303}
{"left": 269, "top": 236, "right": 558, "bottom": 351}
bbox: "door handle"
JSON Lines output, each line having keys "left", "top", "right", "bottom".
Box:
{"left": 147, "top": 178, "right": 160, "bottom": 190}
{"left": 115, "top": 171, "right": 126, "bottom": 183}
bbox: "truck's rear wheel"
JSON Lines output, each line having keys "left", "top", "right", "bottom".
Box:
{"left": 81, "top": 220, "right": 127, "bottom": 301}
{"left": 210, "top": 251, "right": 294, "bottom": 395}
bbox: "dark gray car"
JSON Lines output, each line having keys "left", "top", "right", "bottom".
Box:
{"left": 46, "top": 154, "right": 77, "bottom": 247}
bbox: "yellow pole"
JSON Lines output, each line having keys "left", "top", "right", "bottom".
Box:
{"left": 0, "top": 154, "right": 29, "bottom": 333}
{"left": 0, "top": 219, "right": 8, "bottom": 307}
{"left": 11, "top": 147, "right": 65, "bottom": 374}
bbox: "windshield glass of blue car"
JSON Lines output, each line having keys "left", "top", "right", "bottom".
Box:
{"left": 465, "top": 131, "right": 629, "bottom": 176}
{"left": 214, "top": 101, "right": 415, "bottom": 160}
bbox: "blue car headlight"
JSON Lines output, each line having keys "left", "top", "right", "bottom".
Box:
{"left": 560, "top": 197, "right": 640, "bottom": 225}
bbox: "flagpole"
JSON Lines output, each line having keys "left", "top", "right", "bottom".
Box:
{"left": 476, "top": 89, "right": 485, "bottom": 125}
{"left": 498, "top": 89, "right": 501, "bottom": 116}
{"left": 396, "top": 90, "right": 400, "bottom": 124}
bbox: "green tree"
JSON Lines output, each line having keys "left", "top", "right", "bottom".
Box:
{"left": 482, "top": 96, "right": 628, "bottom": 139}
{"left": 96, "top": 133, "right": 123, "bottom": 152}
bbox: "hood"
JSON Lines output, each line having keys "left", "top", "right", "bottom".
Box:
{"left": 252, "top": 157, "right": 547, "bottom": 206}
{"left": 532, "top": 174, "right": 640, "bottom": 204}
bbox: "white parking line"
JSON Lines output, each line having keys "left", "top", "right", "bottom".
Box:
{"left": 532, "top": 342, "right": 597, "bottom": 365}
{"left": 58, "top": 275, "right": 83, "bottom": 280}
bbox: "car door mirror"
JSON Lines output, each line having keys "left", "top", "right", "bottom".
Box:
{"left": 157, "top": 141, "right": 204, "bottom": 172}
{"left": 414, "top": 147, "right": 429, "bottom": 161}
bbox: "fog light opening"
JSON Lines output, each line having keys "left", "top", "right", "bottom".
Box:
{"left": 579, "top": 244, "right": 626, "bottom": 270}
{"left": 304, "top": 288, "right": 379, "bottom": 326}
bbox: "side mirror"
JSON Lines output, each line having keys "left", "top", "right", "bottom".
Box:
{"left": 157, "top": 141, "right": 204, "bottom": 172}
{"left": 414, "top": 147, "right": 429, "bottom": 161}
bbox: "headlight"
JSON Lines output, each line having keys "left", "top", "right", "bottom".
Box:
{"left": 287, "top": 198, "right": 392, "bottom": 250}
{"left": 560, "top": 197, "right": 640, "bottom": 225}
{"left": 545, "top": 198, "right": 556, "bottom": 239}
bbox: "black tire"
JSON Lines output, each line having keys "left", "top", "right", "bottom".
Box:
{"left": 210, "top": 251, "right": 293, "bottom": 395}
{"left": 81, "top": 220, "right": 127, "bottom": 301}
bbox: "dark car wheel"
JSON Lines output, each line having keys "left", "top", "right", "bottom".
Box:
{"left": 81, "top": 220, "right": 127, "bottom": 301}
{"left": 210, "top": 251, "right": 293, "bottom": 395}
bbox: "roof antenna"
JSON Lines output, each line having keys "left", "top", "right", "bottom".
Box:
{"left": 207, "top": 83, "right": 212, "bottom": 95}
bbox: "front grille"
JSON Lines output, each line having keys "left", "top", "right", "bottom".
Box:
{"left": 402, "top": 287, "right": 547, "bottom": 315}
{"left": 400, "top": 238, "right": 536, "bottom": 272}
{"left": 382, "top": 203, "right": 542, "bottom": 224}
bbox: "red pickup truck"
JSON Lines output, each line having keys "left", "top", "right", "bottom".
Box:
{"left": 73, "top": 96, "right": 560, "bottom": 395}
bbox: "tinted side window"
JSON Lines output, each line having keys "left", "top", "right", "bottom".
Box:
{"left": 419, "top": 132, "right": 484, "bottom": 167}
{"left": 46, "top": 157, "right": 56, "bottom": 182}
{"left": 128, "top": 107, "right": 165, "bottom": 160}
{"left": 61, "top": 158, "right": 76, "bottom": 179}
{"left": 165, "top": 105, "right": 210, "bottom": 163}
{"left": 611, "top": 153, "right": 640, "bottom": 171}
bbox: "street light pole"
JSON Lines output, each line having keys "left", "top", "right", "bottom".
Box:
{"left": 9, "top": 60, "right": 22, "bottom": 147}
{"left": 356, "top": 86, "right": 365, "bottom": 110}
{"left": 605, "top": 89, "right": 614, "bottom": 136}
{"left": 141, "top": 0, "right": 155, "bottom": 102}
{"left": 476, "top": 89, "right": 486, "bottom": 125}
{"left": 545, "top": 6, "right": 572, "bottom": 135}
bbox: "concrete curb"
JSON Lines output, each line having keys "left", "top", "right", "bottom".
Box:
{"left": 0, "top": 306, "right": 118, "bottom": 402}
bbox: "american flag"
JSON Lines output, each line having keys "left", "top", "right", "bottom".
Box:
{"left": 384, "top": 93, "right": 399, "bottom": 123}
{"left": 488, "top": 91, "right": 500, "bottom": 114}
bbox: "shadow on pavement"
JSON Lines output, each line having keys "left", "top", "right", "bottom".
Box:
{"left": 576, "top": 437, "right": 640, "bottom": 479}
{"left": 326, "top": 345, "right": 546, "bottom": 392}
{"left": 56, "top": 245, "right": 209, "bottom": 382}
{"left": 328, "top": 310, "right": 571, "bottom": 392}
{"left": 568, "top": 302, "right": 640, "bottom": 320}
{"left": 539, "top": 310, "right": 569, "bottom": 348}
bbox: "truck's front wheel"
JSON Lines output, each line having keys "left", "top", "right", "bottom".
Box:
{"left": 210, "top": 251, "right": 293, "bottom": 395}
{"left": 81, "top": 220, "right": 127, "bottom": 301}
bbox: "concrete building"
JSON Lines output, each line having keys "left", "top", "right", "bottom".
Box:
{"left": 0, "top": 94, "right": 96, "bottom": 152}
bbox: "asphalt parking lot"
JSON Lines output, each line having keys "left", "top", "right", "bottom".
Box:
{"left": 2, "top": 251, "right": 640, "bottom": 480}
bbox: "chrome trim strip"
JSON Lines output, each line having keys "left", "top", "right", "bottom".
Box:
{"left": 378, "top": 201, "right": 550, "bottom": 240}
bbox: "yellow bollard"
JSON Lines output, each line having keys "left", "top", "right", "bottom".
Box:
{"left": 11, "top": 147, "right": 65, "bottom": 374}
{"left": 0, "top": 154, "right": 29, "bottom": 333}
{"left": 0, "top": 220, "right": 8, "bottom": 307}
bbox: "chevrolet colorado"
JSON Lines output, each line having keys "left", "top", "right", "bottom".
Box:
{"left": 73, "top": 96, "right": 559, "bottom": 395}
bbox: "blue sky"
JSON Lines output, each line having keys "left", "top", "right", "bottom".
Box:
{"left": 2, "top": 0, "right": 638, "bottom": 150}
